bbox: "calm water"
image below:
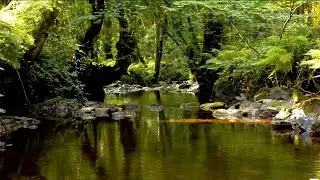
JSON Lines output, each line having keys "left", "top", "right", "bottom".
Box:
{"left": 1, "top": 91, "right": 320, "bottom": 180}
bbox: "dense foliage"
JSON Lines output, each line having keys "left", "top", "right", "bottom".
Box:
{"left": 1, "top": 0, "right": 320, "bottom": 106}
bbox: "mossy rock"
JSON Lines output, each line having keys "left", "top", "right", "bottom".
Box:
{"left": 212, "top": 109, "right": 245, "bottom": 119}
{"left": 270, "top": 100, "right": 283, "bottom": 108}
{"left": 298, "top": 97, "right": 320, "bottom": 117}
{"left": 292, "top": 90, "right": 307, "bottom": 103}
{"left": 29, "top": 98, "right": 83, "bottom": 120}
{"left": 254, "top": 87, "right": 291, "bottom": 101}
{"left": 200, "top": 102, "right": 225, "bottom": 111}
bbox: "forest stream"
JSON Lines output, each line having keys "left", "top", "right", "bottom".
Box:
{"left": 0, "top": 91, "right": 320, "bottom": 180}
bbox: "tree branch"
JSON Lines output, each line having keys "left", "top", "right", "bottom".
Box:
{"left": 277, "top": 0, "right": 303, "bottom": 45}
{"left": 16, "top": 69, "right": 30, "bottom": 105}
{"left": 228, "top": 17, "right": 262, "bottom": 57}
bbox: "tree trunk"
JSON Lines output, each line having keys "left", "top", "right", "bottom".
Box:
{"left": 75, "top": 0, "right": 105, "bottom": 61}
{"left": 79, "top": 0, "right": 138, "bottom": 101}
{"left": 153, "top": 23, "right": 164, "bottom": 84}
{"left": 113, "top": 0, "right": 137, "bottom": 77}
{"left": 153, "top": 0, "right": 171, "bottom": 84}
{"left": 197, "top": 16, "right": 222, "bottom": 103}
{"left": 23, "top": 8, "right": 59, "bottom": 62}
{"left": 1, "top": 7, "right": 60, "bottom": 110}
{"left": 187, "top": 14, "right": 223, "bottom": 104}
{"left": 104, "top": 18, "right": 113, "bottom": 59}
{"left": 76, "top": 0, "right": 106, "bottom": 100}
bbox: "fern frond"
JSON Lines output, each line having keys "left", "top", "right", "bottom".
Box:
{"left": 301, "top": 58, "right": 320, "bottom": 70}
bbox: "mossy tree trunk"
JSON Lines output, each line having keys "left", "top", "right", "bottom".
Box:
{"left": 153, "top": 3, "right": 169, "bottom": 84}
{"left": 153, "top": 22, "right": 165, "bottom": 84}
{"left": 1, "top": 7, "right": 60, "bottom": 110}
{"left": 113, "top": 0, "right": 138, "bottom": 77}
{"left": 79, "top": 0, "right": 139, "bottom": 101}
{"left": 187, "top": 14, "right": 223, "bottom": 104}
{"left": 23, "top": 8, "right": 59, "bottom": 62}
{"left": 75, "top": 0, "right": 105, "bottom": 61}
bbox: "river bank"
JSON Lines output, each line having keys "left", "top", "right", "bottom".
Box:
{"left": 2, "top": 83, "right": 320, "bottom": 150}
{"left": 0, "top": 81, "right": 197, "bottom": 141}
{"left": 201, "top": 87, "right": 320, "bottom": 137}
{"left": 2, "top": 90, "right": 320, "bottom": 179}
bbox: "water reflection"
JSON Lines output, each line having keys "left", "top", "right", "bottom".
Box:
{"left": 1, "top": 91, "right": 320, "bottom": 179}
{"left": 81, "top": 121, "right": 109, "bottom": 179}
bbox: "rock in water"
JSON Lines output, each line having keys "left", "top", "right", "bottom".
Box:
{"left": 289, "top": 108, "right": 315, "bottom": 133}
{"left": 212, "top": 109, "right": 245, "bottom": 119}
{"left": 148, "top": 104, "right": 164, "bottom": 112}
{"left": 80, "top": 114, "right": 96, "bottom": 121}
{"left": 247, "top": 108, "right": 260, "bottom": 118}
{"left": 292, "top": 117, "right": 315, "bottom": 133}
{"left": 111, "top": 112, "right": 127, "bottom": 120}
{"left": 122, "top": 103, "right": 141, "bottom": 111}
{"left": 79, "top": 107, "right": 95, "bottom": 113}
{"left": 0, "top": 142, "right": 5, "bottom": 147}
{"left": 0, "top": 116, "right": 41, "bottom": 137}
{"left": 257, "top": 109, "right": 278, "bottom": 119}
{"left": 124, "top": 111, "right": 136, "bottom": 118}
{"left": 272, "top": 110, "right": 292, "bottom": 130}
{"left": 200, "top": 102, "right": 225, "bottom": 111}
{"left": 290, "top": 108, "right": 306, "bottom": 120}
{"left": 239, "top": 101, "right": 263, "bottom": 110}
{"left": 95, "top": 108, "right": 110, "bottom": 118}
{"left": 27, "top": 125, "right": 38, "bottom": 130}
{"left": 274, "top": 110, "right": 291, "bottom": 120}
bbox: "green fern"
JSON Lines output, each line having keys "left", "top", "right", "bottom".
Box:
{"left": 259, "top": 47, "right": 293, "bottom": 77}
{"left": 301, "top": 49, "right": 320, "bottom": 70}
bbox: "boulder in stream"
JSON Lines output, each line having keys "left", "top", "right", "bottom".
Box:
{"left": 254, "top": 87, "right": 291, "bottom": 101}
{"left": 30, "top": 98, "right": 120, "bottom": 121}
{"left": 271, "top": 108, "right": 316, "bottom": 133}
{"left": 95, "top": 108, "right": 110, "bottom": 118}
{"left": 274, "top": 110, "right": 291, "bottom": 120}
{"left": 0, "top": 116, "right": 41, "bottom": 137}
{"left": 200, "top": 102, "right": 225, "bottom": 111}
{"left": 147, "top": 104, "right": 165, "bottom": 112}
{"left": 300, "top": 97, "right": 320, "bottom": 117}
{"left": 111, "top": 111, "right": 136, "bottom": 120}
{"left": 256, "top": 109, "right": 278, "bottom": 119}
{"left": 212, "top": 109, "right": 246, "bottom": 119}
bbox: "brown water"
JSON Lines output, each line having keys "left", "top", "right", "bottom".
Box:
{"left": 1, "top": 91, "right": 320, "bottom": 180}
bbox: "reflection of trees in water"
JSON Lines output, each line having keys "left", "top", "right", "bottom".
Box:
{"left": 81, "top": 121, "right": 109, "bottom": 179}
{"left": 0, "top": 129, "right": 46, "bottom": 179}
{"left": 183, "top": 109, "right": 193, "bottom": 119}
{"left": 197, "top": 108, "right": 214, "bottom": 119}
{"left": 160, "top": 122, "right": 172, "bottom": 154}
{"left": 120, "top": 119, "right": 137, "bottom": 179}
{"left": 189, "top": 124, "right": 200, "bottom": 141}
{"left": 155, "top": 90, "right": 166, "bottom": 120}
